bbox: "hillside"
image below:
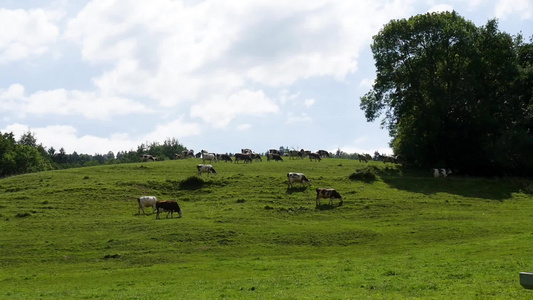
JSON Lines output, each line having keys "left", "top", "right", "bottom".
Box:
{"left": 1, "top": 158, "right": 532, "bottom": 299}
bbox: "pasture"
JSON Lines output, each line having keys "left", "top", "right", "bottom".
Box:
{"left": 1, "top": 157, "right": 532, "bottom": 299}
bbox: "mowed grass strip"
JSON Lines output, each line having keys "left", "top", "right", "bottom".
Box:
{"left": 1, "top": 158, "right": 532, "bottom": 299}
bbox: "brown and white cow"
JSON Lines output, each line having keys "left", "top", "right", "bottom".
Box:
{"left": 156, "top": 200, "right": 182, "bottom": 219}
{"left": 287, "top": 172, "right": 311, "bottom": 188}
{"left": 197, "top": 164, "right": 217, "bottom": 176}
{"left": 315, "top": 188, "right": 343, "bottom": 206}
{"left": 309, "top": 152, "right": 321, "bottom": 162}
{"left": 137, "top": 196, "right": 158, "bottom": 214}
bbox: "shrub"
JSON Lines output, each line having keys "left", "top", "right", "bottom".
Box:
{"left": 179, "top": 176, "right": 204, "bottom": 190}
{"left": 349, "top": 166, "right": 378, "bottom": 183}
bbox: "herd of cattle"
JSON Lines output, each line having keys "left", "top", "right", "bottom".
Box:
{"left": 138, "top": 148, "right": 346, "bottom": 219}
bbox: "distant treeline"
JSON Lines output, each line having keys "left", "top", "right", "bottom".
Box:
{"left": 0, "top": 131, "right": 186, "bottom": 177}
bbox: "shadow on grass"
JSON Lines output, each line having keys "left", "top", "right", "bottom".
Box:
{"left": 285, "top": 187, "right": 309, "bottom": 194}
{"left": 315, "top": 203, "right": 341, "bottom": 210}
{"left": 380, "top": 171, "right": 525, "bottom": 201}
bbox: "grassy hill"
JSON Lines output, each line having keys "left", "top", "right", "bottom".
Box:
{"left": 1, "top": 158, "right": 532, "bottom": 299}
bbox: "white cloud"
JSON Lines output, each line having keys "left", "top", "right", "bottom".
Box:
{"left": 359, "top": 78, "right": 374, "bottom": 89}
{"left": 0, "top": 84, "right": 151, "bottom": 120}
{"left": 495, "top": 0, "right": 533, "bottom": 20}
{"left": 428, "top": 4, "right": 454, "bottom": 13}
{"left": 0, "top": 8, "right": 61, "bottom": 63}
{"left": 304, "top": 98, "right": 316, "bottom": 108}
{"left": 63, "top": 0, "right": 414, "bottom": 108}
{"left": 190, "top": 89, "right": 279, "bottom": 128}
{"left": 286, "top": 112, "right": 312, "bottom": 124}
{"left": 2, "top": 118, "right": 201, "bottom": 154}
{"left": 237, "top": 124, "right": 251, "bottom": 131}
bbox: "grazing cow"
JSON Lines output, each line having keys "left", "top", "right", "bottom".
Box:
{"left": 219, "top": 153, "right": 233, "bottom": 162}
{"left": 268, "top": 149, "right": 280, "bottom": 156}
{"left": 174, "top": 153, "right": 181, "bottom": 159}
{"left": 202, "top": 153, "right": 217, "bottom": 163}
{"left": 156, "top": 200, "right": 182, "bottom": 219}
{"left": 137, "top": 196, "right": 158, "bottom": 214}
{"left": 182, "top": 149, "right": 194, "bottom": 158}
{"left": 358, "top": 154, "right": 368, "bottom": 163}
{"left": 287, "top": 172, "right": 311, "bottom": 188}
{"left": 241, "top": 148, "right": 253, "bottom": 154}
{"left": 252, "top": 153, "right": 262, "bottom": 162}
{"left": 235, "top": 153, "right": 253, "bottom": 163}
{"left": 267, "top": 153, "right": 283, "bottom": 162}
{"left": 315, "top": 188, "right": 343, "bottom": 206}
{"left": 141, "top": 154, "right": 156, "bottom": 162}
{"left": 317, "top": 150, "right": 330, "bottom": 158}
{"left": 309, "top": 152, "right": 321, "bottom": 162}
{"left": 197, "top": 164, "right": 217, "bottom": 176}
{"left": 288, "top": 149, "right": 304, "bottom": 160}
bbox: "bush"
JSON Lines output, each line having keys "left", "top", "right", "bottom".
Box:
{"left": 179, "top": 176, "right": 204, "bottom": 190}
{"left": 349, "top": 167, "right": 378, "bottom": 183}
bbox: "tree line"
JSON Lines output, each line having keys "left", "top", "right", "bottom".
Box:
{"left": 361, "top": 11, "right": 532, "bottom": 176}
{"left": 0, "top": 131, "right": 186, "bottom": 178}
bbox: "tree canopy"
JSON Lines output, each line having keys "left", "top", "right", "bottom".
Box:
{"left": 360, "top": 11, "right": 533, "bottom": 176}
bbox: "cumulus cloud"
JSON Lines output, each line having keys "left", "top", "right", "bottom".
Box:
{"left": 0, "top": 8, "right": 61, "bottom": 63}
{"left": 2, "top": 118, "right": 201, "bottom": 154}
{"left": 190, "top": 89, "right": 279, "bottom": 128}
{"left": 428, "top": 4, "right": 454, "bottom": 13}
{"left": 495, "top": 0, "right": 533, "bottom": 20}
{"left": 0, "top": 84, "right": 151, "bottom": 120}
{"left": 64, "top": 0, "right": 414, "bottom": 106}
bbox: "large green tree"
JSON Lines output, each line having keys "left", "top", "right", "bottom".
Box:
{"left": 361, "top": 11, "right": 532, "bottom": 175}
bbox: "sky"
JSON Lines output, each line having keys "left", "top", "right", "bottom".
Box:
{"left": 1, "top": 0, "right": 532, "bottom": 156}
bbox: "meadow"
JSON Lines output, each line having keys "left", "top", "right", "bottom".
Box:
{"left": 1, "top": 157, "right": 532, "bottom": 299}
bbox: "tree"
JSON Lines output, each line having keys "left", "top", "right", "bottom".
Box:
{"left": 360, "top": 11, "right": 532, "bottom": 175}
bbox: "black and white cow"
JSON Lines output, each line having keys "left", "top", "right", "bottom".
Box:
{"left": 141, "top": 154, "right": 157, "bottom": 162}
{"left": 241, "top": 148, "right": 253, "bottom": 154}
{"left": 268, "top": 149, "right": 281, "bottom": 156}
{"left": 317, "top": 150, "right": 330, "bottom": 158}
{"left": 197, "top": 164, "right": 217, "bottom": 176}
{"left": 235, "top": 153, "right": 253, "bottom": 163}
{"left": 219, "top": 154, "right": 233, "bottom": 162}
{"left": 137, "top": 196, "right": 158, "bottom": 214}
{"left": 202, "top": 152, "right": 217, "bottom": 163}
{"left": 316, "top": 188, "right": 343, "bottom": 206}
{"left": 156, "top": 200, "right": 182, "bottom": 219}
{"left": 252, "top": 153, "right": 262, "bottom": 162}
{"left": 267, "top": 153, "right": 284, "bottom": 162}
{"left": 287, "top": 172, "right": 311, "bottom": 188}
{"left": 309, "top": 152, "right": 321, "bottom": 162}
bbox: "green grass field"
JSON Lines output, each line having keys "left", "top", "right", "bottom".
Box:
{"left": 1, "top": 158, "right": 532, "bottom": 299}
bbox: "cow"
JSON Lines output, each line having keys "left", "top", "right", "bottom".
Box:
{"left": 174, "top": 153, "right": 181, "bottom": 159}
{"left": 358, "top": 154, "right": 368, "bottom": 163}
{"left": 267, "top": 153, "right": 283, "bottom": 162}
{"left": 252, "top": 153, "right": 262, "bottom": 162}
{"left": 309, "top": 152, "right": 321, "bottom": 162}
{"left": 288, "top": 149, "right": 304, "bottom": 159}
{"left": 137, "top": 196, "right": 158, "bottom": 214}
{"left": 316, "top": 188, "right": 343, "bottom": 206}
{"left": 141, "top": 154, "right": 156, "bottom": 162}
{"left": 241, "top": 148, "right": 253, "bottom": 154}
{"left": 219, "top": 153, "right": 233, "bottom": 162}
{"left": 235, "top": 153, "right": 253, "bottom": 163}
{"left": 287, "top": 172, "right": 311, "bottom": 188}
{"left": 202, "top": 152, "right": 217, "bottom": 163}
{"left": 197, "top": 164, "right": 217, "bottom": 176}
{"left": 156, "top": 200, "right": 182, "bottom": 219}
{"left": 317, "top": 150, "right": 330, "bottom": 158}
{"left": 182, "top": 149, "right": 194, "bottom": 158}
{"left": 268, "top": 149, "right": 280, "bottom": 156}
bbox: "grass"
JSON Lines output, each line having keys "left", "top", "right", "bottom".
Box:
{"left": 1, "top": 158, "right": 532, "bottom": 299}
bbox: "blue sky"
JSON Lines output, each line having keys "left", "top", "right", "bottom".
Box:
{"left": 1, "top": 0, "right": 532, "bottom": 156}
